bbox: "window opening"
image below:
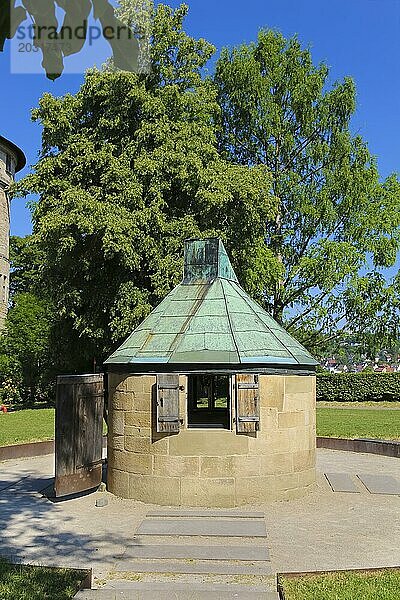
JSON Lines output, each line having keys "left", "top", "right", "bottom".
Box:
{"left": 188, "top": 374, "right": 230, "bottom": 429}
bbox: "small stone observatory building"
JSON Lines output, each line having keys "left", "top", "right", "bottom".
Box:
{"left": 0, "top": 135, "right": 26, "bottom": 328}
{"left": 105, "top": 238, "right": 318, "bottom": 507}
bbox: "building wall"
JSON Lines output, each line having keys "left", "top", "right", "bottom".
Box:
{"left": 107, "top": 373, "right": 316, "bottom": 507}
{"left": 0, "top": 143, "right": 16, "bottom": 329}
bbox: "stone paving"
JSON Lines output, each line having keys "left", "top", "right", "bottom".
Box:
{"left": 0, "top": 448, "right": 399, "bottom": 597}
{"left": 325, "top": 471, "right": 400, "bottom": 494}
{"left": 265, "top": 449, "right": 400, "bottom": 573}
{"left": 75, "top": 510, "right": 277, "bottom": 599}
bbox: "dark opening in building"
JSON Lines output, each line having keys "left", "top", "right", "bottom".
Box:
{"left": 187, "top": 374, "right": 230, "bottom": 429}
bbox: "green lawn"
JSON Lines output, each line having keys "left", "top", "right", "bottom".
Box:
{"left": 0, "top": 558, "right": 85, "bottom": 600}
{"left": 279, "top": 570, "right": 400, "bottom": 600}
{"left": 0, "top": 409, "right": 55, "bottom": 446}
{"left": 317, "top": 407, "right": 400, "bottom": 440}
{"left": 0, "top": 404, "right": 399, "bottom": 447}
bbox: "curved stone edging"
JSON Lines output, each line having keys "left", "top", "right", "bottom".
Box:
{"left": 1, "top": 436, "right": 398, "bottom": 462}
{"left": 0, "top": 436, "right": 107, "bottom": 462}
{"left": 0, "top": 440, "right": 55, "bottom": 461}
{"left": 317, "top": 437, "right": 400, "bottom": 458}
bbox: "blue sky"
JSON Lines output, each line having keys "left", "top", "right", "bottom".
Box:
{"left": 1, "top": 0, "right": 400, "bottom": 237}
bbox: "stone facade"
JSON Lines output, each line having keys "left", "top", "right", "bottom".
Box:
{"left": 107, "top": 373, "right": 316, "bottom": 506}
{"left": 0, "top": 138, "right": 24, "bottom": 328}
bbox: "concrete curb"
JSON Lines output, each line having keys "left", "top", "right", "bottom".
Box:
{"left": 0, "top": 440, "right": 54, "bottom": 461}
{"left": 0, "top": 436, "right": 107, "bottom": 462}
{"left": 317, "top": 437, "right": 400, "bottom": 458}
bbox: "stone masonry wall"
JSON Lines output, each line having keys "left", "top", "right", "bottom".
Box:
{"left": 0, "top": 146, "right": 13, "bottom": 329}
{"left": 107, "top": 373, "right": 316, "bottom": 507}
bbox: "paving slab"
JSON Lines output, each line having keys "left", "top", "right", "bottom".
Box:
{"left": 76, "top": 582, "right": 278, "bottom": 599}
{"left": 122, "top": 544, "right": 270, "bottom": 561}
{"left": 147, "top": 510, "right": 264, "bottom": 519}
{"left": 136, "top": 519, "right": 267, "bottom": 537}
{"left": 114, "top": 558, "right": 273, "bottom": 576}
{"left": 325, "top": 473, "right": 360, "bottom": 493}
{"left": 357, "top": 473, "right": 400, "bottom": 495}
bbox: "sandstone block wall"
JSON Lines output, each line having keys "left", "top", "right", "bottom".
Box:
{"left": 0, "top": 144, "right": 15, "bottom": 329}
{"left": 107, "top": 373, "right": 316, "bottom": 507}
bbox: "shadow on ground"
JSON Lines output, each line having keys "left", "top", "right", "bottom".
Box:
{"left": 0, "top": 458, "right": 142, "bottom": 574}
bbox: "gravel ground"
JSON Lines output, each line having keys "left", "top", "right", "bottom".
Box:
{"left": 0, "top": 449, "right": 399, "bottom": 581}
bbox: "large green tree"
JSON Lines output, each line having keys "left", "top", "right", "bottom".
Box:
{"left": 17, "top": 3, "right": 275, "bottom": 370}
{"left": 0, "top": 236, "right": 55, "bottom": 406}
{"left": 0, "top": 292, "right": 53, "bottom": 406}
{"left": 9, "top": 235, "right": 43, "bottom": 297}
{"left": 215, "top": 31, "right": 400, "bottom": 348}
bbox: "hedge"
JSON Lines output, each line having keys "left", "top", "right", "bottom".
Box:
{"left": 316, "top": 372, "right": 400, "bottom": 403}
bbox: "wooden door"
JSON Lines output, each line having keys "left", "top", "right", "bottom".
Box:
{"left": 55, "top": 374, "right": 104, "bottom": 497}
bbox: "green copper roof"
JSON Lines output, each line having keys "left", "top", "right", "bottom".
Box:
{"left": 105, "top": 238, "right": 317, "bottom": 368}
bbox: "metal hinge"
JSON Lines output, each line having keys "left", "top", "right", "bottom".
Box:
{"left": 158, "top": 385, "right": 179, "bottom": 390}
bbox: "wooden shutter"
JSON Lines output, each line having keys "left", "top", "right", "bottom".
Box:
{"left": 157, "top": 374, "right": 180, "bottom": 433}
{"left": 235, "top": 374, "right": 260, "bottom": 433}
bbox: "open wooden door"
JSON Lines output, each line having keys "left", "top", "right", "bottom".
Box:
{"left": 55, "top": 374, "right": 104, "bottom": 497}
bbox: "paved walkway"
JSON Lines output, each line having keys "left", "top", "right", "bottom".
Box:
{"left": 75, "top": 510, "right": 277, "bottom": 599}
{"left": 0, "top": 449, "right": 399, "bottom": 595}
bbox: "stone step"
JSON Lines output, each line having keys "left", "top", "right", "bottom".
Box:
{"left": 102, "top": 572, "right": 277, "bottom": 588}
{"left": 136, "top": 519, "right": 267, "bottom": 538}
{"left": 75, "top": 582, "right": 279, "bottom": 599}
{"left": 122, "top": 543, "right": 270, "bottom": 562}
{"left": 325, "top": 473, "right": 359, "bottom": 493}
{"left": 357, "top": 473, "right": 400, "bottom": 495}
{"left": 147, "top": 510, "right": 265, "bottom": 519}
{"left": 114, "top": 558, "right": 273, "bottom": 576}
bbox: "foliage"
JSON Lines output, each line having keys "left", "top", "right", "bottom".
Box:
{"left": 0, "top": 557, "right": 85, "bottom": 599}
{"left": 13, "top": 7, "right": 400, "bottom": 371}
{"left": 16, "top": 3, "right": 276, "bottom": 371}
{"left": 215, "top": 30, "right": 400, "bottom": 348}
{"left": 115, "top": 0, "right": 153, "bottom": 72}
{"left": 317, "top": 372, "right": 400, "bottom": 403}
{"left": 0, "top": 293, "right": 54, "bottom": 407}
{"left": 279, "top": 570, "right": 400, "bottom": 600}
{"left": 0, "top": 237, "right": 54, "bottom": 407}
{"left": 9, "top": 236, "right": 43, "bottom": 297}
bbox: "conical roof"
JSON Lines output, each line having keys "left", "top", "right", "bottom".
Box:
{"left": 0, "top": 135, "right": 26, "bottom": 172}
{"left": 105, "top": 238, "right": 317, "bottom": 370}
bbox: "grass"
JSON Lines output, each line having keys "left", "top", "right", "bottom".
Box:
{"left": 317, "top": 406, "right": 400, "bottom": 440}
{"left": 0, "top": 409, "right": 55, "bottom": 446}
{"left": 0, "top": 408, "right": 108, "bottom": 447}
{"left": 0, "top": 557, "right": 85, "bottom": 600}
{"left": 279, "top": 570, "right": 400, "bottom": 600}
{"left": 0, "top": 403, "right": 399, "bottom": 447}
